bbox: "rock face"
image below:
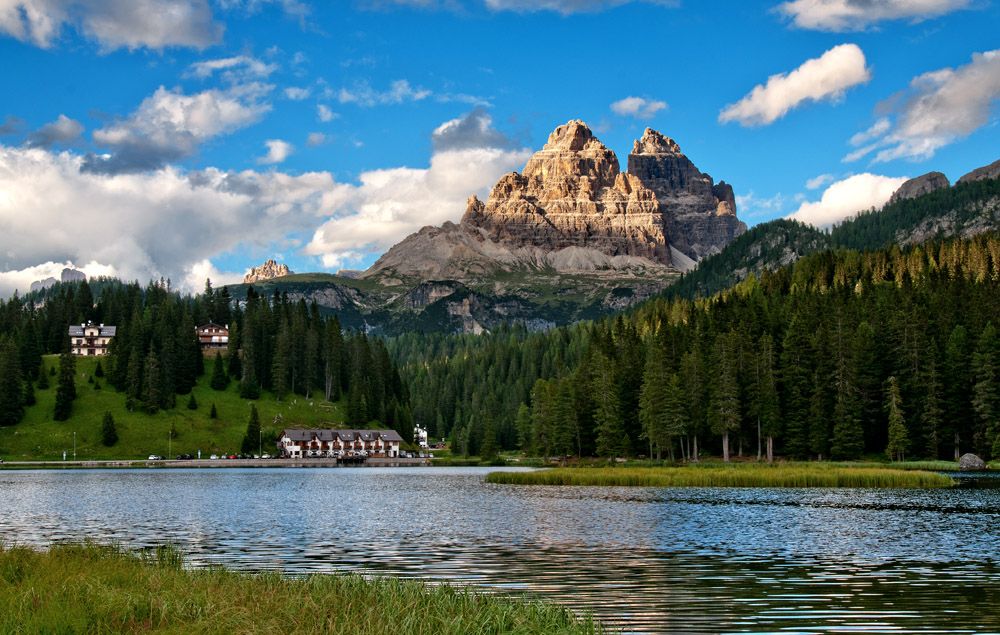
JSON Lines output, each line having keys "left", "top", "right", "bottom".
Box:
{"left": 29, "top": 268, "right": 86, "bottom": 293}
{"left": 367, "top": 121, "right": 744, "bottom": 282}
{"left": 243, "top": 259, "right": 293, "bottom": 284}
{"left": 889, "top": 172, "right": 950, "bottom": 205}
{"left": 958, "top": 453, "right": 988, "bottom": 471}
{"left": 958, "top": 158, "right": 1000, "bottom": 184}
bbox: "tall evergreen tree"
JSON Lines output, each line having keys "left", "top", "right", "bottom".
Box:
{"left": 885, "top": 376, "right": 908, "bottom": 461}
{"left": 53, "top": 349, "right": 76, "bottom": 421}
{"left": 241, "top": 404, "right": 261, "bottom": 456}
{"left": 971, "top": 322, "right": 1000, "bottom": 458}
{"left": 593, "top": 353, "right": 627, "bottom": 459}
{"left": 0, "top": 336, "right": 24, "bottom": 426}
{"left": 710, "top": 333, "right": 740, "bottom": 463}
{"left": 101, "top": 410, "right": 118, "bottom": 447}
{"left": 210, "top": 351, "right": 229, "bottom": 390}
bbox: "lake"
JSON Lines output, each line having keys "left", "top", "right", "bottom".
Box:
{"left": 1, "top": 466, "right": 998, "bottom": 634}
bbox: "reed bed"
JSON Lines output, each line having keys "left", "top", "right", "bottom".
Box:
{"left": 486, "top": 464, "right": 954, "bottom": 488}
{"left": 0, "top": 542, "right": 606, "bottom": 634}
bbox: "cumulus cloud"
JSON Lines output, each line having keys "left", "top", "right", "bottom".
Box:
{"left": 185, "top": 55, "right": 278, "bottom": 82}
{"left": 317, "top": 104, "right": 337, "bottom": 122}
{"left": 775, "top": 0, "right": 972, "bottom": 31}
{"left": 719, "top": 43, "right": 871, "bottom": 126}
{"left": 610, "top": 96, "right": 668, "bottom": 120}
{"left": 337, "top": 79, "right": 431, "bottom": 106}
{"left": 0, "top": 115, "right": 26, "bottom": 136}
{"left": 0, "top": 0, "right": 223, "bottom": 51}
{"left": 284, "top": 86, "right": 311, "bottom": 100}
{"left": 83, "top": 84, "right": 271, "bottom": 174}
{"left": 843, "top": 49, "right": 1000, "bottom": 164}
{"left": 431, "top": 107, "right": 513, "bottom": 151}
{"left": 0, "top": 132, "right": 531, "bottom": 296}
{"left": 257, "top": 139, "right": 294, "bottom": 164}
{"left": 788, "top": 173, "right": 908, "bottom": 227}
{"left": 24, "top": 114, "right": 83, "bottom": 148}
{"left": 304, "top": 146, "right": 532, "bottom": 268}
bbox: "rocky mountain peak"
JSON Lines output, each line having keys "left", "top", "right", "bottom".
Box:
{"left": 889, "top": 172, "right": 950, "bottom": 205}
{"left": 633, "top": 128, "right": 681, "bottom": 155}
{"left": 958, "top": 158, "right": 1000, "bottom": 184}
{"left": 543, "top": 119, "right": 606, "bottom": 152}
{"left": 243, "top": 259, "right": 293, "bottom": 284}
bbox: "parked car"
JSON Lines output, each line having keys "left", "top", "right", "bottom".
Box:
{"left": 148, "top": 455, "right": 161, "bottom": 460}
{"left": 261, "top": 454, "right": 271, "bottom": 459}
{"left": 176, "top": 454, "right": 193, "bottom": 460}
{"left": 210, "top": 454, "right": 219, "bottom": 460}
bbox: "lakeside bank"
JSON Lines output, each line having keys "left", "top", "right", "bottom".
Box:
{"left": 0, "top": 456, "right": 432, "bottom": 469}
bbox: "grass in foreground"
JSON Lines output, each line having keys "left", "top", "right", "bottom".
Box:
{"left": 0, "top": 543, "right": 605, "bottom": 635}
{"left": 486, "top": 464, "right": 955, "bottom": 488}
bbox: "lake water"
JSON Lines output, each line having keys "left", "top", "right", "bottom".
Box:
{"left": 1, "top": 466, "right": 999, "bottom": 634}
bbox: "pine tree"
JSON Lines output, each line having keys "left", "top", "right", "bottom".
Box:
{"left": 242, "top": 404, "right": 261, "bottom": 456}
{"left": 94, "top": 360, "right": 104, "bottom": 378}
{"left": 0, "top": 336, "right": 24, "bottom": 426}
{"left": 479, "top": 411, "right": 500, "bottom": 463}
{"left": 780, "top": 313, "right": 813, "bottom": 459}
{"left": 971, "top": 322, "right": 1000, "bottom": 459}
{"left": 141, "top": 352, "right": 162, "bottom": 414}
{"left": 36, "top": 365, "right": 49, "bottom": 389}
{"left": 921, "top": 342, "right": 944, "bottom": 459}
{"left": 943, "top": 325, "right": 972, "bottom": 459}
{"left": 101, "top": 410, "right": 118, "bottom": 447}
{"left": 593, "top": 353, "right": 627, "bottom": 460}
{"left": 210, "top": 351, "right": 229, "bottom": 390}
{"left": 23, "top": 379, "right": 35, "bottom": 406}
{"left": 53, "top": 350, "right": 76, "bottom": 421}
{"left": 710, "top": 333, "right": 741, "bottom": 463}
{"left": 885, "top": 376, "right": 908, "bottom": 461}
{"left": 209, "top": 403, "right": 218, "bottom": 419}
{"left": 757, "top": 334, "right": 781, "bottom": 463}
{"left": 515, "top": 402, "right": 532, "bottom": 453}
{"left": 187, "top": 393, "right": 198, "bottom": 410}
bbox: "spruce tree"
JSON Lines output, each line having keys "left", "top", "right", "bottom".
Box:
{"left": 514, "top": 402, "right": 532, "bottom": 453}
{"left": 210, "top": 351, "right": 229, "bottom": 390}
{"left": 94, "top": 360, "right": 104, "bottom": 378}
{"left": 23, "top": 379, "right": 35, "bottom": 406}
{"left": 921, "top": 342, "right": 944, "bottom": 459}
{"left": 0, "top": 336, "right": 24, "bottom": 426}
{"left": 710, "top": 333, "right": 741, "bottom": 463}
{"left": 885, "top": 376, "right": 908, "bottom": 461}
{"left": 592, "top": 353, "right": 627, "bottom": 460}
{"left": 187, "top": 393, "right": 198, "bottom": 410}
{"left": 101, "top": 410, "right": 118, "bottom": 447}
{"left": 53, "top": 350, "right": 76, "bottom": 421}
{"left": 971, "top": 322, "right": 999, "bottom": 458}
{"left": 36, "top": 365, "right": 49, "bottom": 389}
{"left": 209, "top": 403, "right": 218, "bottom": 419}
{"left": 242, "top": 404, "right": 261, "bottom": 456}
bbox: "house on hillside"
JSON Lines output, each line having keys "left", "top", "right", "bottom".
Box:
{"left": 278, "top": 429, "right": 404, "bottom": 458}
{"left": 196, "top": 323, "right": 229, "bottom": 351}
{"left": 68, "top": 322, "right": 116, "bottom": 356}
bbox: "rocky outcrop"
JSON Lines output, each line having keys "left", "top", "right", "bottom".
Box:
{"left": 243, "top": 259, "right": 293, "bottom": 284}
{"left": 889, "top": 172, "right": 950, "bottom": 205}
{"left": 367, "top": 120, "right": 744, "bottom": 284}
{"left": 958, "top": 158, "right": 1000, "bottom": 184}
{"left": 958, "top": 453, "right": 988, "bottom": 471}
{"left": 29, "top": 268, "right": 86, "bottom": 293}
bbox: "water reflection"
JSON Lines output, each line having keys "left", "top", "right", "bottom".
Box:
{"left": 1, "top": 467, "right": 999, "bottom": 633}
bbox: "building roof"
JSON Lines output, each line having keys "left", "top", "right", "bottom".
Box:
{"left": 281, "top": 429, "right": 405, "bottom": 443}
{"left": 68, "top": 323, "right": 116, "bottom": 337}
{"left": 197, "top": 323, "right": 228, "bottom": 331}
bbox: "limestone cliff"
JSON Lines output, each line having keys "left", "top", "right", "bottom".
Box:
{"left": 243, "top": 259, "right": 293, "bottom": 284}
{"left": 889, "top": 172, "right": 950, "bottom": 204}
{"left": 365, "top": 120, "right": 745, "bottom": 281}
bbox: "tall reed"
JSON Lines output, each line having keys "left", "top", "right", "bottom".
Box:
{"left": 486, "top": 465, "right": 954, "bottom": 488}
{"left": 0, "top": 542, "right": 607, "bottom": 634}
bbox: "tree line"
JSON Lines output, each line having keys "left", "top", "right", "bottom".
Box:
{"left": 392, "top": 232, "right": 1000, "bottom": 462}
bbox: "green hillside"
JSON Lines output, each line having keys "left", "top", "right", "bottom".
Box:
{"left": 0, "top": 356, "right": 345, "bottom": 461}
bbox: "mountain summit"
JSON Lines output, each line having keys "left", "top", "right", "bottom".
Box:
{"left": 365, "top": 121, "right": 745, "bottom": 282}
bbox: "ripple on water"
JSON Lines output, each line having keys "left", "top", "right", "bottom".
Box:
{"left": 1, "top": 467, "right": 999, "bottom": 634}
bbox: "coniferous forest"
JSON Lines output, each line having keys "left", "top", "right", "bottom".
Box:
{"left": 0, "top": 279, "right": 412, "bottom": 442}
{"left": 391, "top": 232, "right": 1000, "bottom": 462}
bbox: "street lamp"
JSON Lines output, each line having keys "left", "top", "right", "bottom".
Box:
{"left": 258, "top": 430, "right": 262, "bottom": 458}
{"left": 168, "top": 429, "right": 172, "bottom": 459}
{"left": 73, "top": 431, "right": 76, "bottom": 460}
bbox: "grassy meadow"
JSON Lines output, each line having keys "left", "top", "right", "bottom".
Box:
{"left": 486, "top": 463, "right": 956, "bottom": 488}
{"left": 0, "top": 542, "right": 605, "bottom": 634}
{"left": 0, "top": 355, "right": 346, "bottom": 461}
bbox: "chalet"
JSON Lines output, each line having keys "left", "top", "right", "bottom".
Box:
{"left": 197, "top": 323, "right": 229, "bottom": 350}
{"left": 68, "top": 322, "right": 116, "bottom": 356}
{"left": 278, "top": 429, "right": 405, "bottom": 459}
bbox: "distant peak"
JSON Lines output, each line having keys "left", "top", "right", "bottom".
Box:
{"left": 543, "top": 120, "right": 606, "bottom": 152}
{"left": 632, "top": 128, "right": 681, "bottom": 155}
{"left": 244, "top": 259, "right": 293, "bottom": 284}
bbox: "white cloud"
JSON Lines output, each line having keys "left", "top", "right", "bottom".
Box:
{"left": 337, "top": 79, "right": 431, "bottom": 107}
{"left": 805, "top": 173, "right": 834, "bottom": 189}
{"left": 719, "top": 43, "right": 871, "bottom": 126}
{"left": 306, "top": 132, "right": 328, "bottom": 147}
{"left": 735, "top": 190, "right": 786, "bottom": 218}
{"left": 304, "top": 146, "right": 532, "bottom": 268}
{"left": 317, "top": 104, "right": 337, "bottom": 122}
{"left": 775, "top": 0, "right": 972, "bottom": 31}
{"left": 788, "top": 173, "right": 908, "bottom": 227}
{"left": 84, "top": 83, "right": 271, "bottom": 174}
{"left": 257, "top": 139, "right": 294, "bottom": 164}
{"left": 284, "top": 86, "right": 311, "bottom": 100}
{"left": 843, "top": 49, "right": 1000, "bottom": 164}
{"left": 610, "top": 96, "right": 668, "bottom": 120}
{"left": 25, "top": 114, "right": 83, "bottom": 148}
{"left": 0, "top": 0, "right": 223, "bottom": 51}
{"left": 185, "top": 55, "right": 278, "bottom": 82}
{"left": 181, "top": 259, "right": 245, "bottom": 293}
{"left": 0, "top": 260, "right": 118, "bottom": 298}
{"left": 431, "top": 107, "right": 513, "bottom": 151}
{"left": 483, "top": 0, "right": 678, "bottom": 14}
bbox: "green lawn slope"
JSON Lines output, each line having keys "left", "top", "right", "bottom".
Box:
{"left": 0, "top": 355, "right": 345, "bottom": 461}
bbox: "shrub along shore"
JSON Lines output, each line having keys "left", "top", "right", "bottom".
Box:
{"left": 486, "top": 463, "right": 956, "bottom": 488}
{"left": 0, "top": 543, "right": 606, "bottom": 634}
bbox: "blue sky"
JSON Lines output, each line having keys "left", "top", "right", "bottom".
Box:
{"left": 1, "top": 0, "right": 999, "bottom": 296}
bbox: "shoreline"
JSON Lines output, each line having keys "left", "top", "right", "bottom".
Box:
{"left": 0, "top": 457, "right": 432, "bottom": 470}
